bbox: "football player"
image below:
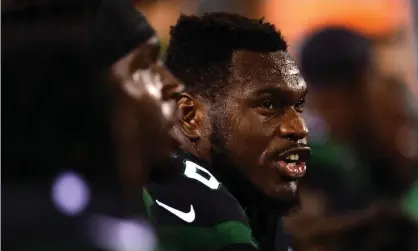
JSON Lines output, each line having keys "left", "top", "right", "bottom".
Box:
{"left": 146, "top": 13, "right": 310, "bottom": 251}
{"left": 2, "top": 1, "right": 183, "bottom": 250}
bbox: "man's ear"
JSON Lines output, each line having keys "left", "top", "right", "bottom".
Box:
{"left": 176, "top": 93, "right": 206, "bottom": 141}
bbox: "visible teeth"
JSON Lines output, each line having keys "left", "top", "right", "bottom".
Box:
{"left": 287, "top": 163, "right": 296, "bottom": 168}
{"left": 285, "top": 154, "right": 299, "bottom": 161}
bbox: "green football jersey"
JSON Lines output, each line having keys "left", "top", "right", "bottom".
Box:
{"left": 145, "top": 152, "right": 259, "bottom": 251}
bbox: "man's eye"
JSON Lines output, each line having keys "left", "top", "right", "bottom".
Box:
{"left": 261, "top": 100, "right": 275, "bottom": 109}
{"left": 295, "top": 98, "right": 305, "bottom": 112}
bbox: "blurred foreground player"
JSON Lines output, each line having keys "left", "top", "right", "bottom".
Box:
{"left": 146, "top": 13, "right": 310, "bottom": 251}
{"left": 2, "top": 1, "right": 183, "bottom": 250}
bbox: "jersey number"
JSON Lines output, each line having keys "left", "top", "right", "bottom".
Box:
{"left": 184, "top": 160, "right": 220, "bottom": 190}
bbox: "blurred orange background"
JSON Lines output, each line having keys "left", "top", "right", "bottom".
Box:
{"left": 264, "top": 0, "right": 417, "bottom": 96}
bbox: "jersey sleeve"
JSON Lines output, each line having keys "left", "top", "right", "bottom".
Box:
{"left": 146, "top": 160, "right": 259, "bottom": 251}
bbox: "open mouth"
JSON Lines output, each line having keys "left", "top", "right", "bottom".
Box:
{"left": 274, "top": 145, "right": 311, "bottom": 181}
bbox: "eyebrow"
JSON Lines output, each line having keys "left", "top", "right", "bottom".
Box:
{"left": 256, "top": 87, "right": 307, "bottom": 96}
{"left": 253, "top": 86, "right": 308, "bottom": 104}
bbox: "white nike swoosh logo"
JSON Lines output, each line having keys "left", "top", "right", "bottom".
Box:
{"left": 155, "top": 200, "right": 195, "bottom": 223}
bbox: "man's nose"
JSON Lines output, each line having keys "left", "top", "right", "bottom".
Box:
{"left": 278, "top": 108, "right": 308, "bottom": 141}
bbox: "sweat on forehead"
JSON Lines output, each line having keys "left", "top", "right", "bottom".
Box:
{"left": 229, "top": 51, "right": 304, "bottom": 85}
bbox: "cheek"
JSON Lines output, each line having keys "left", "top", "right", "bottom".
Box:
{"left": 225, "top": 112, "right": 281, "bottom": 192}
{"left": 225, "top": 110, "right": 273, "bottom": 159}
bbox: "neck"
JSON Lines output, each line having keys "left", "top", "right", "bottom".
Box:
{"left": 210, "top": 146, "right": 291, "bottom": 214}
{"left": 210, "top": 147, "right": 288, "bottom": 251}
{"left": 174, "top": 147, "right": 287, "bottom": 250}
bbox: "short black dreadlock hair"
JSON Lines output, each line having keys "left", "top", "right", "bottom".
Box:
{"left": 300, "top": 27, "right": 372, "bottom": 89}
{"left": 165, "top": 12, "right": 288, "bottom": 99}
